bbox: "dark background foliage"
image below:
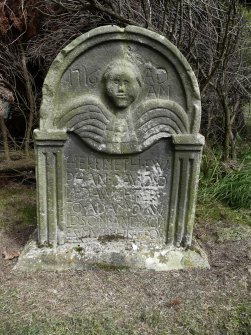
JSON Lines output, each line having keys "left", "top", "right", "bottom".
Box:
{"left": 0, "top": 0, "right": 250, "bottom": 161}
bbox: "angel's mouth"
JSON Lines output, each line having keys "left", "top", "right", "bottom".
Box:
{"left": 116, "top": 94, "right": 128, "bottom": 98}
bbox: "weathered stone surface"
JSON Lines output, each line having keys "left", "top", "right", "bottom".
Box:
{"left": 65, "top": 136, "right": 172, "bottom": 243}
{"left": 39, "top": 26, "right": 201, "bottom": 132}
{"left": 16, "top": 25, "right": 208, "bottom": 271}
{"left": 15, "top": 233, "right": 209, "bottom": 271}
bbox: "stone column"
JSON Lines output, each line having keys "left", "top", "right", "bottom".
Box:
{"left": 167, "top": 134, "right": 204, "bottom": 247}
{"left": 34, "top": 130, "right": 68, "bottom": 246}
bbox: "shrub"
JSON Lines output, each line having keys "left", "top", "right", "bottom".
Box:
{"left": 199, "top": 146, "right": 251, "bottom": 209}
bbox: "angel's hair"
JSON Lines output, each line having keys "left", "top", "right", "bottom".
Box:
{"left": 103, "top": 59, "right": 142, "bottom": 87}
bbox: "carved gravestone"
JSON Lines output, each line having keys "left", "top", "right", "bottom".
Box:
{"left": 17, "top": 26, "right": 209, "bottom": 271}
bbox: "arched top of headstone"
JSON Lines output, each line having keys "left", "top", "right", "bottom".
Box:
{"left": 39, "top": 25, "right": 201, "bottom": 154}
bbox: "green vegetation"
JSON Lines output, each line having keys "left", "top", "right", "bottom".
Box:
{"left": 198, "top": 145, "right": 251, "bottom": 211}
{"left": 0, "top": 316, "right": 133, "bottom": 335}
{"left": 0, "top": 288, "right": 19, "bottom": 315}
{"left": 0, "top": 184, "right": 36, "bottom": 231}
{"left": 17, "top": 206, "right": 37, "bottom": 227}
{"left": 73, "top": 246, "right": 84, "bottom": 253}
{"left": 0, "top": 304, "right": 250, "bottom": 335}
{"left": 222, "top": 303, "right": 251, "bottom": 335}
{"left": 196, "top": 201, "right": 251, "bottom": 227}
{"left": 213, "top": 163, "right": 251, "bottom": 209}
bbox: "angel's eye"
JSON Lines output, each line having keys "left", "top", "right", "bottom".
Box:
{"left": 113, "top": 80, "right": 119, "bottom": 84}
{"left": 123, "top": 80, "right": 129, "bottom": 85}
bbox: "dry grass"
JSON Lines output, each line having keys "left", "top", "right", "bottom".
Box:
{"left": 0, "top": 182, "right": 250, "bottom": 334}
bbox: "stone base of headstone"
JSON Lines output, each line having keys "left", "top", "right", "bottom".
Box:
{"left": 15, "top": 234, "right": 210, "bottom": 271}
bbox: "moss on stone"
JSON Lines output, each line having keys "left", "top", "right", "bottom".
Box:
{"left": 181, "top": 254, "right": 195, "bottom": 267}
{"left": 73, "top": 246, "right": 84, "bottom": 253}
{"left": 157, "top": 254, "right": 170, "bottom": 264}
{"left": 94, "top": 262, "right": 129, "bottom": 271}
{"left": 97, "top": 235, "right": 126, "bottom": 243}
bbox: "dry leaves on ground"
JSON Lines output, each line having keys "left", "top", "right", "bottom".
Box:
{"left": 2, "top": 249, "right": 20, "bottom": 260}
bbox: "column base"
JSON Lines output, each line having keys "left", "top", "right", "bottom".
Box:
{"left": 14, "top": 234, "right": 210, "bottom": 272}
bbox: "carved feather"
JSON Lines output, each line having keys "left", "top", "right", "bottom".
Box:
{"left": 135, "top": 100, "right": 189, "bottom": 149}
{"left": 60, "top": 99, "right": 113, "bottom": 151}
{"left": 55, "top": 96, "right": 190, "bottom": 154}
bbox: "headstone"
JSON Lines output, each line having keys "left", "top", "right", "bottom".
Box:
{"left": 16, "top": 26, "right": 209, "bottom": 271}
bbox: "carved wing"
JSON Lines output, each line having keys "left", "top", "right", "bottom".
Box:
{"left": 56, "top": 97, "right": 113, "bottom": 151}
{"left": 68, "top": 104, "right": 111, "bottom": 150}
{"left": 135, "top": 100, "right": 189, "bottom": 150}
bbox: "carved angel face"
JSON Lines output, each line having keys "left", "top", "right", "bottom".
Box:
{"left": 104, "top": 62, "right": 141, "bottom": 109}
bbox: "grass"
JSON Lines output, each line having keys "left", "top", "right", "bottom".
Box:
{"left": 223, "top": 303, "right": 251, "bottom": 335}
{"left": 0, "top": 316, "right": 134, "bottom": 335}
{"left": 0, "top": 183, "right": 36, "bottom": 231}
{"left": 198, "top": 145, "right": 251, "bottom": 210}
{"left": 213, "top": 162, "right": 251, "bottom": 209}
{"left": 0, "top": 304, "right": 250, "bottom": 335}
{"left": 196, "top": 199, "right": 251, "bottom": 244}
{"left": 196, "top": 201, "right": 251, "bottom": 227}
{"left": 17, "top": 206, "right": 37, "bottom": 227}
{"left": 0, "top": 288, "right": 19, "bottom": 315}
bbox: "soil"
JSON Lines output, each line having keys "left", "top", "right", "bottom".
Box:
{"left": 0, "top": 181, "right": 250, "bottom": 334}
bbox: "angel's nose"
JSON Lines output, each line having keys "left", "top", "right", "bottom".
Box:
{"left": 118, "top": 82, "right": 126, "bottom": 92}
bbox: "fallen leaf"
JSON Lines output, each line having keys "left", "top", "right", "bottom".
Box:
{"left": 166, "top": 299, "right": 181, "bottom": 308}
{"left": 2, "top": 250, "right": 20, "bottom": 260}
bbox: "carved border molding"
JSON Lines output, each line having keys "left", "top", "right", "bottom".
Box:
{"left": 34, "top": 131, "right": 203, "bottom": 247}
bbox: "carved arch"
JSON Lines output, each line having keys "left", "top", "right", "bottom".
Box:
{"left": 39, "top": 26, "right": 201, "bottom": 134}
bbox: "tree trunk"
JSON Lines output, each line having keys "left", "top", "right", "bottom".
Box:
{"left": 0, "top": 100, "right": 10, "bottom": 161}
{"left": 230, "top": 134, "right": 236, "bottom": 160}
{"left": 217, "top": 87, "right": 233, "bottom": 162}
{"left": 223, "top": 104, "right": 231, "bottom": 161}
{"left": 20, "top": 43, "right": 36, "bottom": 157}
